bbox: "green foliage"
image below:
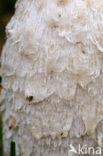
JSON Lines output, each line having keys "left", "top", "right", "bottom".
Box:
{"left": 10, "top": 141, "right": 16, "bottom": 156}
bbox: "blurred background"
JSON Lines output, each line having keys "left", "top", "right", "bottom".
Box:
{"left": 0, "top": 0, "right": 17, "bottom": 54}
{"left": 0, "top": 0, "right": 17, "bottom": 155}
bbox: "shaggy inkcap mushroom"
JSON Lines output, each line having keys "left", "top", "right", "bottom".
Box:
{"left": 1, "top": 0, "right": 103, "bottom": 155}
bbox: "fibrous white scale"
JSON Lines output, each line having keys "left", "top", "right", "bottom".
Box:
{"left": 1, "top": 0, "right": 103, "bottom": 155}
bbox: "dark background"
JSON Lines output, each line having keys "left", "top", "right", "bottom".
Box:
{"left": 0, "top": 0, "right": 17, "bottom": 155}
{"left": 0, "top": 0, "right": 17, "bottom": 54}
